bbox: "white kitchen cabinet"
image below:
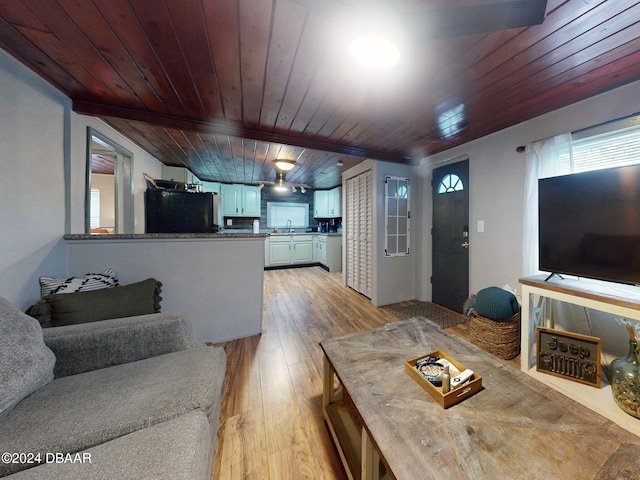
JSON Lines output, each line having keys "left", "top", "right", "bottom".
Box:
{"left": 322, "top": 234, "right": 342, "bottom": 272}
{"left": 313, "top": 236, "right": 320, "bottom": 262}
{"left": 292, "top": 236, "right": 313, "bottom": 263}
{"left": 314, "top": 190, "right": 330, "bottom": 217}
{"left": 241, "top": 185, "right": 261, "bottom": 216}
{"left": 266, "top": 234, "right": 341, "bottom": 270}
{"left": 315, "top": 234, "right": 327, "bottom": 264}
{"left": 328, "top": 186, "right": 341, "bottom": 217}
{"left": 221, "top": 184, "right": 238, "bottom": 215}
{"left": 269, "top": 240, "right": 292, "bottom": 266}
{"left": 221, "top": 184, "right": 261, "bottom": 217}
{"left": 314, "top": 186, "right": 341, "bottom": 218}
{"left": 161, "top": 166, "right": 189, "bottom": 183}
{"left": 161, "top": 167, "right": 222, "bottom": 194}
{"left": 200, "top": 181, "right": 221, "bottom": 194}
{"left": 265, "top": 235, "right": 312, "bottom": 266}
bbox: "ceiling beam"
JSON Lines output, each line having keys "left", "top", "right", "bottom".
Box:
{"left": 72, "top": 100, "right": 415, "bottom": 165}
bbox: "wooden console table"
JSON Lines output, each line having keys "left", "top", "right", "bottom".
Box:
{"left": 520, "top": 275, "right": 640, "bottom": 436}
{"left": 321, "top": 317, "right": 640, "bottom": 479}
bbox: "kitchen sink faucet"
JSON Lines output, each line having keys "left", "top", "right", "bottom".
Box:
{"left": 286, "top": 219, "right": 293, "bottom": 233}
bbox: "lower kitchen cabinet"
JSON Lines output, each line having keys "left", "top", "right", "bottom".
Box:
{"left": 266, "top": 235, "right": 313, "bottom": 266}
{"left": 269, "top": 240, "right": 293, "bottom": 266}
{"left": 322, "top": 234, "right": 342, "bottom": 272}
{"left": 314, "top": 235, "right": 327, "bottom": 264}
{"left": 292, "top": 236, "right": 313, "bottom": 263}
{"left": 266, "top": 234, "right": 341, "bottom": 271}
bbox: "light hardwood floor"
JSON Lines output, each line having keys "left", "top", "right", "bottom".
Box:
{"left": 212, "top": 266, "right": 518, "bottom": 479}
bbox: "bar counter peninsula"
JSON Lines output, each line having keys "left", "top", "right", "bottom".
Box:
{"left": 64, "top": 233, "right": 266, "bottom": 343}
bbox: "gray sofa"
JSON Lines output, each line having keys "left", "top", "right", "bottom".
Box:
{"left": 0, "top": 297, "right": 226, "bottom": 479}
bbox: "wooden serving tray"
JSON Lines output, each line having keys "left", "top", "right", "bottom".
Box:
{"left": 404, "top": 350, "right": 483, "bottom": 408}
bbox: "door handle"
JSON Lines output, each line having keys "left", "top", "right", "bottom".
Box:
{"left": 461, "top": 242, "right": 469, "bottom": 249}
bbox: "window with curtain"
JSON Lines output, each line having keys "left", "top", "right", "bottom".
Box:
{"left": 523, "top": 115, "right": 640, "bottom": 276}
{"left": 560, "top": 118, "right": 640, "bottom": 175}
{"left": 384, "top": 176, "right": 410, "bottom": 256}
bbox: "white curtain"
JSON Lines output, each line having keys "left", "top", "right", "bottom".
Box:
{"left": 522, "top": 133, "right": 572, "bottom": 277}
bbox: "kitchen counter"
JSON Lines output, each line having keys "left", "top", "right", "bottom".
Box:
{"left": 268, "top": 232, "right": 342, "bottom": 236}
{"left": 64, "top": 232, "right": 267, "bottom": 240}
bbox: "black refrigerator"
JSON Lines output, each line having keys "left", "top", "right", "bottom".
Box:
{"left": 145, "top": 189, "right": 213, "bottom": 233}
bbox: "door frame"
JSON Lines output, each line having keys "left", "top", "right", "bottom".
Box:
{"left": 85, "top": 128, "right": 134, "bottom": 234}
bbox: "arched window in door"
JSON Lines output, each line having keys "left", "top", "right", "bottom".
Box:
{"left": 438, "top": 173, "right": 464, "bottom": 193}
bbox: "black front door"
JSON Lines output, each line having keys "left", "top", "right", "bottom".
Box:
{"left": 431, "top": 160, "right": 469, "bottom": 313}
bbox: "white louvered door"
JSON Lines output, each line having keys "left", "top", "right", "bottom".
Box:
{"left": 346, "top": 170, "right": 373, "bottom": 298}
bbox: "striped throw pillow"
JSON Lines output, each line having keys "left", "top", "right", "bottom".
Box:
{"left": 39, "top": 269, "right": 119, "bottom": 298}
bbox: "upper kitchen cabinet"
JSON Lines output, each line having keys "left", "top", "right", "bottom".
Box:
{"left": 161, "top": 166, "right": 221, "bottom": 192}
{"left": 161, "top": 166, "right": 193, "bottom": 183}
{"left": 221, "top": 184, "right": 261, "bottom": 217}
{"left": 329, "top": 187, "right": 341, "bottom": 217}
{"left": 314, "top": 190, "right": 330, "bottom": 217}
{"left": 314, "top": 186, "right": 341, "bottom": 218}
{"left": 200, "top": 181, "right": 221, "bottom": 194}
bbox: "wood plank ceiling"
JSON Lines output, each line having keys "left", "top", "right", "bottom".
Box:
{"left": 1, "top": 0, "right": 639, "bottom": 189}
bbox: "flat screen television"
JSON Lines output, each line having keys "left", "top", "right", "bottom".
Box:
{"left": 538, "top": 164, "right": 640, "bottom": 285}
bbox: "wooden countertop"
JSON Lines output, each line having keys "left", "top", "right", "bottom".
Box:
{"left": 320, "top": 317, "right": 640, "bottom": 479}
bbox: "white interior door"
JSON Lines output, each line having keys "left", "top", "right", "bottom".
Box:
{"left": 346, "top": 170, "right": 373, "bottom": 298}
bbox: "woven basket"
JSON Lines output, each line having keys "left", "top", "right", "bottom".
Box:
{"left": 470, "top": 311, "right": 521, "bottom": 360}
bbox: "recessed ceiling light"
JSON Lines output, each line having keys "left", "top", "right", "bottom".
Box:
{"left": 349, "top": 35, "right": 401, "bottom": 69}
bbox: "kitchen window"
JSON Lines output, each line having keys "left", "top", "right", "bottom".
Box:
{"left": 267, "top": 202, "right": 309, "bottom": 229}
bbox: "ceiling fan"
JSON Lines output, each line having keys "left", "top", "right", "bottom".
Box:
{"left": 252, "top": 159, "right": 311, "bottom": 193}
{"left": 293, "top": 0, "right": 549, "bottom": 40}
{"left": 253, "top": 176, "right": 311, "bottom": 193}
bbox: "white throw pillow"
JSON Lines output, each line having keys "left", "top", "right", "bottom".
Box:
{"left": 0, "top": 297, "right": 56, "bottom": 418}
{"left": 39, "top": 268, "right": 119, "bottom": 297}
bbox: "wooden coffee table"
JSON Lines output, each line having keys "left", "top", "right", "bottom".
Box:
{"left": 320, "top": 317, "right": 640, "bottom": 480}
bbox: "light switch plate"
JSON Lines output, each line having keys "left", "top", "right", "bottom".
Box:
{"left": 477, "top": 220, "right": 485, "bottom": 233}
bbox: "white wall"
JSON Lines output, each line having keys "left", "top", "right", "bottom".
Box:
{"left": 0, "top": 49, "right": 68, "bottom": 309}
{"left": 420, "top": 79, "right": 640, "bottom": 302}
{"left": 0, "top": 47, "right": 162, "bottom": 309}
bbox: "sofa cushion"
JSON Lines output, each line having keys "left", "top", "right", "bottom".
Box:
{"left": 43, "top": 312, "right": 203, "bottom": 378}
{"left": 0, "top": 345, "right": 226, "bottom": 477}
{"left": 0, "top": 297, "right": 56, "bottom": 419}
{"left": 4, "top": 411, "right": 214, "bottom": 480}
{"left": 39, "top": 268, "right": 119, "bottom": 297}
{"left": 43, "top": 278, "right": 162, "bottom": 327}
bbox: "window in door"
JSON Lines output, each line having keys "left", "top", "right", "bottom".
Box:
{"left": 385, "top": 176, "right": 410, "bottom": 256}
{"left": 437, "top": 173, "right": 464, "bottom": 193}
